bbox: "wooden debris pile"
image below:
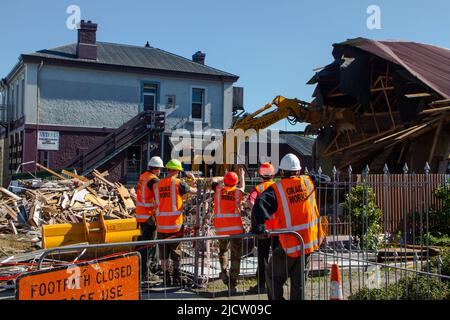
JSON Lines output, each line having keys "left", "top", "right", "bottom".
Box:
{"left": 0, "top": 166, "right": 136, "bottom": 236}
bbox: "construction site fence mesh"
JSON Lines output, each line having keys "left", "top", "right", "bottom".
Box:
{"left": 10, "top": 165, "right": 450, "bottom": 300}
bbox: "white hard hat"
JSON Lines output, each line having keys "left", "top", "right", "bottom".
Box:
{"left": 279, "top": 154, "right": 302, "bottom": 171}
{"left": 148, "top": 156, "right": 164, "bottom": 168}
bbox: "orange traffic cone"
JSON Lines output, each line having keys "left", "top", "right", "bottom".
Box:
{"left": 330, "top": 264, "right": 343, "bottom": 300}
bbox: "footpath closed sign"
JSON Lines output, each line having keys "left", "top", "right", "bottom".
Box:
{"left": 16, "top": 253, "right": 141, "bottom": 300}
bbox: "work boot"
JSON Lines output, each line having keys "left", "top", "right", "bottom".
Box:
{"left": 248, "top": 283, "right": 267, "bottom": 294}
{"left": 219, "top": 271, "right": 229, "bottom": 286}
{"left": 228, "top": 282, "right": 238, "bottom": 296}
{"left": 148, "top": 272, "right": 160, "bottom": 282}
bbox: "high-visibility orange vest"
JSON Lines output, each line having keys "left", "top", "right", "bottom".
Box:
{"left": 255, "top": 180, "right": 276, "bottom": 231}
{"left": 136, "top": 172, "right": 158, "bottom": 223}
{"left": 272, "top": 176, "right": 325, "bottom": 258}
{"left": 213, "top": 183, "right": 244, "bottom": 235}
{"left": 153, "top": 177, "right": 184, "bottom": 234}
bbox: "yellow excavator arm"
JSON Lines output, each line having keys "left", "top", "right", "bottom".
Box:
{"left": 193, "top": 95, "right": 355, "bottom": 176}
{"left": 233, "top": 95, "right": 354, "bottom": 133}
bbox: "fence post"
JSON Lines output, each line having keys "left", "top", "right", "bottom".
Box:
{"left": 193, "top": 179, "right": 202, "bottom": 287}
{"left": 347, "top": 165, "right": 353, "bottom": 297}
{"left": 402, "top": 163, "right": 409, "bottom": 298}
{"left": 332, "top": 166, "right": 337, "bottom": 257}
{"left": 424, "top": 162, "right": 431, "bottom": 299}
{"left": 383, "top": 164, "right": 389, "bottom": 299}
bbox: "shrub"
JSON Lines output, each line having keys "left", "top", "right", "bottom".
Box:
{"left": 427, "top": 248, "right": 450, "bottom": 280}
{"left": 429, "top": 183, "right": 450, "bottom": 237}
{"left": 348, "top": 286, "right": 397, "bottom": 300}
{"left": 422, "top": 233, "right": 450, "bottom": 247}
{"left": 341, "top": 185, "right": 383, "bottom": 250}
{"left": 349, "top": 275, "right": 450, "bottom": 300}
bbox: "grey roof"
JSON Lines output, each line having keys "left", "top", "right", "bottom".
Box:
{"left": 280, "top": 134, "right": 315, "bottom": 156}
{"left": 24, "top": 42, "right": 239, "bottom": 80}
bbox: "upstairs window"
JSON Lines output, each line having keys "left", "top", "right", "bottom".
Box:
{"left": 143, "top": 83, "right": 158, "bottom": 111}
{"left": 191, "top": 88, "right": 205, "bottom": 120}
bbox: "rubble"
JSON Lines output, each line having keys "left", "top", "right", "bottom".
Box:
{"left": 0, "top": 166, "right": 136, "bottom": 238}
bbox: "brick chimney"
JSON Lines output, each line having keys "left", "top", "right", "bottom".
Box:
{"left": 192, "top": 51, "right": 206, "bottom": 65}
{"left": 77, "top": 20, "right": 98, "bottom": 60}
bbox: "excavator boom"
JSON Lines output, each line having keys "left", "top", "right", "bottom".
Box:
{"left": 193, "top": 95, "right": 355, "bottom": 176}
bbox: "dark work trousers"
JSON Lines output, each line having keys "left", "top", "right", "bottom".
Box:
{"left": 219, "top": 238, "right": 243, "bottom": 287}
{"left": 138, "top": 215, "right": 158, "bottom": 276}
{"left": 256, "top": 236, "right": 279, "bottom": 288}
{"left": 266, "top": 246, "right": 311, "bottom": 300}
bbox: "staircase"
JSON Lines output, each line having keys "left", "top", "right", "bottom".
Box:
{"left": 64, "top": 111, "right": 165, "bottom": 175}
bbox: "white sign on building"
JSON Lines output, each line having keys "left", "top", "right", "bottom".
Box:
{"left": 38, "top": 131, "right": 60, "bottom": 151}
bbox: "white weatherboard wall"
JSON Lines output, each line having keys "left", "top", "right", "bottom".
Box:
{"left": 24, "top": 64, "right": 230, "bottom": 130}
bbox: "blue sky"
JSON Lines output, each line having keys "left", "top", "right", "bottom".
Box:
{"left": 1, "top": 0, "right": 449, "bottom": 131}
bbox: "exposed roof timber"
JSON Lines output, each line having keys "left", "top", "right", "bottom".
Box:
{"left": 327, "top": 86, "right": 394, "bottom": 98}
{"left": 337, "top": 38, "right": 450, "bottom": 99}
{"left": 405, "top": 93, "right": 432, "bottom": 98}
{"left": 431, "top": 99, "right": 450, "bottom": 106}
{"left": 421, "top": 106, "right": 450, "bottom": 114}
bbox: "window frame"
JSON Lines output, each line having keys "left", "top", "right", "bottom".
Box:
{"left": 140, "top": 81, "right": 160, "bottom": 112}
{"left": 190, "top": 86, "right": 207, "bottom": 121}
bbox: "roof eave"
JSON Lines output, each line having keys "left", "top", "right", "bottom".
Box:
{"left": 4, "top": 55, "right": 26, "bottom": 84}
{"left": 21, "top": 54, "right": 239, "bottom": 83}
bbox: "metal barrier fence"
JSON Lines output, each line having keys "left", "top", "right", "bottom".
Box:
{"left": 7, "top": 164, "right": 449, "bottom": 300}
{"left": 33, "top": 231, "right": 304, "bottom": 300}
{"left": 308, "top": 164, "right": 450, "bottom": 300}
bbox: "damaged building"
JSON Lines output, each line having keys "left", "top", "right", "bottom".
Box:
{"left": 308, "top": 38, "right": 450, "bottom": 174}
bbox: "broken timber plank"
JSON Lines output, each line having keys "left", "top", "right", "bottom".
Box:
{"left": 61, "top": 170, "right": 89, "bottom": 182}
{"left": 36, "top": 163, "right": 67, "bottom": 180}
{"left": 0, "top": 187, "right": 22, "bottom": 201}
{"left": 115, "top": 183, "right": 136, "bottom": 210}
{"left": 93, "top": 171, "right": 116, "bottom": 188}
{"left": 1, "top": 205, "right": 17, "bottom": 221}
{"left": 85, "top": 194, "right": 109, "bottom": 208}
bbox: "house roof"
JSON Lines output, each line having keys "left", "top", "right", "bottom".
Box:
{"left": 335, "top": 38, "right": 450, "bottom": 98}
{"left": 280, "top": 134, "right": 315, "bottom": 156}
{"left": 15, "top": 42, "right": 239, "bottom": 82}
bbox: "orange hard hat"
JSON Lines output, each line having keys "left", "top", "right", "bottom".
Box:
{"left": 259, "top": 162, "right": 275, "bottom": 177}
{"left": 224, "top": 172, "right": 239, "bottom": 187}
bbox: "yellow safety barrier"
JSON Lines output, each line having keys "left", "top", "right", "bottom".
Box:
{"left": 42, "top": 212, "right": 141, "bottom": 249}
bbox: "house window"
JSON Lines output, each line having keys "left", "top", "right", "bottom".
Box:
{"left": 143, "top": 83, "right": 158, "bottom": 111}
{"left": 166, "top": 95, "right": 176, "bottom": 109}
{"left": 42, "top": 151, "right": 50, "bottom": 168}
{"left": 192, "top": 88, "right": 205, "bottom": 120}
{"left": 21, "top": 78, "right": 25, "bottom": 116}
{"left": 10, "top": 87, "right": 15, "bottom": 119}
{"left": 15, "top": 83, "right": 19, "bottom": 119}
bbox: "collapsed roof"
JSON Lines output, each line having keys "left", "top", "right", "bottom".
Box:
{"left": 308, "top": 38, "right": 450, "bottom": 174}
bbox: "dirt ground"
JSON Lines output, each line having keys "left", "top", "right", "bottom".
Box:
{"left": 0, "top": 234, "right": 39, "bottom": 259}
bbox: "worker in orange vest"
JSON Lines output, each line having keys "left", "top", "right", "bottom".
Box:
{"left": 135, "top": 156, "right": 164, "bottom": 282}
{"left": 251, "top": 154, "right": 326, "bottom": 300}
{"left": 247, "top": 162, "right": 279, "bottom": 294}
{"left": 211, "top": 167, "right": 246, "bottom": 294}
{"left": 153, "top": 159, "right": 197, "bottom": 287}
